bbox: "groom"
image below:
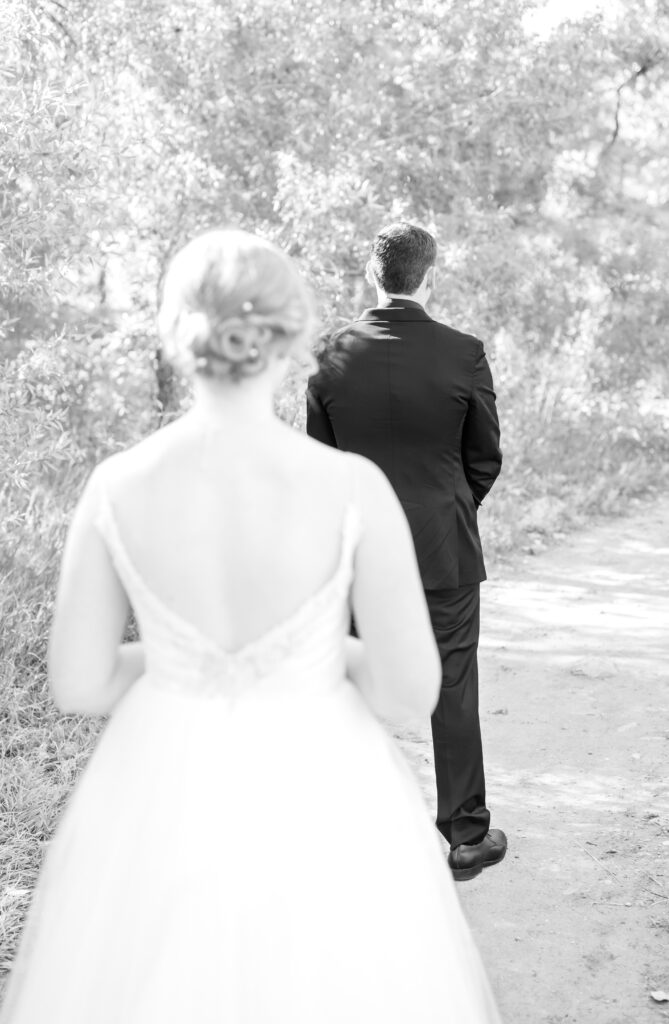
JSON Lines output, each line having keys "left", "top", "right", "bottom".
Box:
{"left": 306, "top": 222, "right": 505, "bottom": 880}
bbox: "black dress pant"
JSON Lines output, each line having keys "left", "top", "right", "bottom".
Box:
{"left": 426, "top": 584, "right": 490, "bottom": 848}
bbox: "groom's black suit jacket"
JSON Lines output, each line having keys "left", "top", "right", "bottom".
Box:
{"left": 306, "top": 299, "right": 502, "bottom": 590}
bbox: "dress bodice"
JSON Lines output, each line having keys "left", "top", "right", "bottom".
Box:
{"left": 94, "top": 496, "right": 359, "bottom": 700}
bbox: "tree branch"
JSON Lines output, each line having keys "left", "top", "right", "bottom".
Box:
{"left": 601, "top": 59, "right": 662, "bottom": 159}
{"left": 38, "top": 0, "right": 77, "bottom": 49}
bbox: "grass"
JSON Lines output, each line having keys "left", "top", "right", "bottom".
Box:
{"left": 0, "top": 492, "right": 102, "bottom": 980}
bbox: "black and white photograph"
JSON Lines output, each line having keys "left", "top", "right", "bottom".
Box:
{"left": 1, "top": 0, "right": 668, "bottom": 1021}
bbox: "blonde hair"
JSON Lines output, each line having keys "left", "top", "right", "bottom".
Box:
{"left": 158, "top": 229, "right": 317, "bottom": 381}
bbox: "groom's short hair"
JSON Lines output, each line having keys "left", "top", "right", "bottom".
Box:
{"left": 370, "top": 222, "right": 437, "bottom": 295}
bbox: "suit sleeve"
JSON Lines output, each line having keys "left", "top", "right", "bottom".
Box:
{"left": 306, "top": 376, "right": 338, "bottom": 448}
{"left": 461, "top": 342, "right": 502, "bottom": 506}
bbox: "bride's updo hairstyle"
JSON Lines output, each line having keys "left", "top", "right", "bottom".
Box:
{"left": 158, "top": 229, "right": 317, "bottom": 382}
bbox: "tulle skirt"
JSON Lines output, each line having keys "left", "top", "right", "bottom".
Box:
{"left": 1, "top": 674, "right": 501, "bottom": 1023}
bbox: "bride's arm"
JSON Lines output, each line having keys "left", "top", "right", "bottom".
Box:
{"left": 48, "top": 468, "right": 139, "bottom": 716}
{"left": 348, "top": 456, "right": 441, "bottom": 723}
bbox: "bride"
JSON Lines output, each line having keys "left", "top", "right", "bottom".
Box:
{"left": 1, "top": 229, "right": 501, "bottom": 1023}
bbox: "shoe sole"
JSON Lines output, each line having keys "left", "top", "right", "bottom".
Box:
{"left": 450, "top": 846, "right": 507, "bottom": 882}
{"left": 450, "top": 863, "right": 483, "bottom": 881}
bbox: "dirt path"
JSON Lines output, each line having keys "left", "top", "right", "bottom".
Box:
{"left": 396, "top": 496, "right": 669, "bottom": 1024}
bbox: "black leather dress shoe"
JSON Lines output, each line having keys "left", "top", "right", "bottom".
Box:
{"left": 447, "top": 828, "right": 507, "bottom": 881}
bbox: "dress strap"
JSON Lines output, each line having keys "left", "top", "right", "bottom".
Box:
{"left": 92, "top": 475, "right": 140, "bottom": 591}
{"left": 344, "top": 450, "right": 361, "bottom": 506}
{"left": 340, "top": 453, "right": 364, "bottom": 569}
{"left": 93, "top": 485, "right": 113, "bottom": 547}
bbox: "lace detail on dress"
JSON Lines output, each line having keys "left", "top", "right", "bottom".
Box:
{"left": 94, "top": 493, "right": 360, "bottom": 696}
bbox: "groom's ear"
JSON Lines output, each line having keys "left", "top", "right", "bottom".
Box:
{"left": 425, "top": 266, "right": 435, "bottom": 292}
{"left": 365, "top": 260, "right": 376, "bottom": 288}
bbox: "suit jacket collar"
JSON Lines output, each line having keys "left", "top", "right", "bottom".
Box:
{"left": 359, "top": 298, "right": 432, "bottom": 322}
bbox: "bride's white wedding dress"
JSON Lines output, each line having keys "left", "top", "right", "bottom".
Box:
{"left": 2, "top": 493, "right": 501, "bottom": 1023}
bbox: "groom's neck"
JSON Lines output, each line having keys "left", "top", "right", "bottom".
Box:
{"left": 376, "top": 289, "right": 426, "bottom": 308}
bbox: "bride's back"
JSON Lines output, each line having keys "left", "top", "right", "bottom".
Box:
{"left": 105, "top": 415, "right": 352, "bottom": 653}
{"left": 48, "top": 229, "right": 440, "bottom": 723}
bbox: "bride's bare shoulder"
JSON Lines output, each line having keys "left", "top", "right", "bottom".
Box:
{"left": 298, "top": 432, "right": 361, "bottom": 477}
{"left": 90, "top": 420, "right": 185, "bottom": 494}
{"left": 298, "top": 434, "right": 392, "bottom": 500}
